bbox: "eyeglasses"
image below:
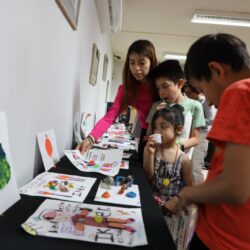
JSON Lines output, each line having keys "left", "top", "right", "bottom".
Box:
{"left": 183, "top": 82, "right": 202, "bottom": 94}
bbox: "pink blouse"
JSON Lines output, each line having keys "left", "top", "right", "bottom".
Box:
{"left": 90, "top": 83, "right": 154, "bottom": 141}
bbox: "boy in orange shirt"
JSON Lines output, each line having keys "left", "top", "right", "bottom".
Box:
{"left": 167, "top": 33, "right": 250, "bottom": 250}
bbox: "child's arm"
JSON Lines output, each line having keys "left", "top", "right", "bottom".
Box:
{"left": 143, "top": 136, "right": 156, "bottom": 180}
{"left": 168, "top": 143, "right": 250, "bottom": 214}
{"left": 181, "top": 153, "right": 193, "bottom": 186}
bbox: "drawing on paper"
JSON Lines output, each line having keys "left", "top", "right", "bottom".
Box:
{"left": 0, "top": 111, "right": 20, "bottom": 214}
{"left": 37, "top": 130, "right": 60, "bottom": 171}
{"left": 22, "top": 199, "right": 147, "bottom": 247}
{"left": 64, "top": 149, "right": 123, "bottom": 176}
{"left": 0, "top": 143, "right": 11, "bottom": 190}
{"left": 20, "top": 172, "right": 96, "bottom": 203}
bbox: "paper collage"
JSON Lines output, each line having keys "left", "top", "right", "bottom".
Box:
{"left": 64, "top": 149, "right": 123, "bottom": 177}
{"left": 19, "top": 172, "right": 96, "bottom": 203}
{"left": 37, "top": 129, "right": 60, "bottom": 171}
{"left": 22, "top": 199, "right": 147, "bottom": 247}
{"left": 0, "top": 112, "right": 20, "bottom": 214}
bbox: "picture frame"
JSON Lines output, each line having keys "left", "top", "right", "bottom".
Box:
{"left": 55, "top": 0, "right": 81, "bottom": 30}
{"left": 102, "top": 54, "right": 109, "bottom": 82}
{"left": 89, "top": 44, "right": 100, "bottom": 86}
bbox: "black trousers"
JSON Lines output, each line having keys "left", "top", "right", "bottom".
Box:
{"left": 189, "top": 233, "right": 209, "bottom": 250}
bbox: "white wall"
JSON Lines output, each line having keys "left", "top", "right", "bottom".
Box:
{"left": 109, "top": 59, "right": 124, "bottom": 101}
{"left": 0, "top": 0, "right": 113, "bottom": 187}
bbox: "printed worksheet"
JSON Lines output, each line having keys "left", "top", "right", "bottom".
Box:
{"left": 19, "top": 172, "right": 96, "bottom": 203}
{"left": 22, "top": 199, "right": 147, "bottom": 247}
{"left": 64, "top": 149, "right": 123, "bottom": 177}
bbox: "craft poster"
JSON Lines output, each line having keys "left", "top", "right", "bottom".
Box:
{"left": 22, "top": 199, "right": 147, "bottom": 247}
{"left": 64, "top": 149, "right": 123, "bottom": 177}
{"left": 19, "top": 172, "right": 96, "bottom": 203}
{"left": 37, "top": 129, "right": 60, "bottom": 171}
{"left": 0, "top": 112, "right": 20, "bottom": 214}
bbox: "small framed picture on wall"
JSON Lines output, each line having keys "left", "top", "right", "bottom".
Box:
{"left": 102, "top": 54, "right": 109, "bottom": 82}
{"left": 89, "top": 44, "right": 100, "bottom": 86}
{"left": 55, "top": 0, "right": 81, "bottom": 30}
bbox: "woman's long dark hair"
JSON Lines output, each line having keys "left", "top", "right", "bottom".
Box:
{"left": 121, "top": 40, "right": 158, "bottom": 110}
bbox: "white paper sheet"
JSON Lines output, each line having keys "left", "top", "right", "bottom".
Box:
{"left": 37, "top": 129, "right": 60, "bottom": 171}
{"left": 64, "top": 149, "right": 123, "bottom": 176}
{"left": 22, "top": 199, "right": 147, "bottom": 247}
{"left": 19, "top": 172, "right": 96, "bottom": 203}
{"left": 94, "top": 184, "right": 141, "bottom": 207}
{"left": 0, "top": 112, "right": 20, "bottom": 214}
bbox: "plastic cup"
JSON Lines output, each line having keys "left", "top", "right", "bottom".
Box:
{"left": 152, "top": 133, "right": 162, "bottom": 144}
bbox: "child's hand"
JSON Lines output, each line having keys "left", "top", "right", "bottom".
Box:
{"left": 163, "top": 196, "right": 180, "bottom": 214}
{"left": 144, "top": 135, "right": 158, "bottom": 155}
{"left": 156, "top": 102, "right": 167, "bottom": 110}
{"left": 144, "top": 141, "right": 156, "bottom": 155}
{"left": 164, "top": 187, "right": 192, "bottom": 214}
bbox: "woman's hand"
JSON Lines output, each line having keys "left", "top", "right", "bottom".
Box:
{"left": 75, "top": 136, "right": 95, "bottom": 154}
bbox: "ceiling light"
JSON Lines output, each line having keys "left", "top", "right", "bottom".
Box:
{"left": 164, "top": 54, "right": 187, "bottom": 61}
{"left": 191, "top": 10, "right": 250, "bottom": 27}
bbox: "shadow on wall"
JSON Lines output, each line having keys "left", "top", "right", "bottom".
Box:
{"left": 72, "top": 77, "right": 81, "bottom": 148}
{"left": 33, "top": 140, "right": 44, "bottom": 178}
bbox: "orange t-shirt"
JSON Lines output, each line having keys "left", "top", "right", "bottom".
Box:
{"left": 196, "top": 79, "right": 250, "bottom": 250}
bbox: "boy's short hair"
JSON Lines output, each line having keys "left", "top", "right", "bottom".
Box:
{"left": 184, "top": 33, "right": 250, "bottom": 82}
{"left": 150, "top": 60, "right": 184, "bottom": 84}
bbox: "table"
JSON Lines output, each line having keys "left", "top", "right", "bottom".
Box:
{"left": 0, "top": 155, "right": 176, "bottom": 250}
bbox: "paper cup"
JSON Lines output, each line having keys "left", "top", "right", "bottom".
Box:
{"left": 152, "top": 133, "right": 162, "bottom": 144}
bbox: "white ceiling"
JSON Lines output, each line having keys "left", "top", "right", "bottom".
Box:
{"left": 111, "top": 0, "right": 250, "bottom": 62}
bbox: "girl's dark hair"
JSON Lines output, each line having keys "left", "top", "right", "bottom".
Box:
{"left": 151, "top": 104, "right": 185, "bottom": 132}
{"left": 121, "top": 40, "right": 158, "bottom": 110}
{"left": 184, "top": 33, "right": 250, "bottom": 82}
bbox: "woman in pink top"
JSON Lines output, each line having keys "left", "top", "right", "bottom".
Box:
{"left": 76, "top": 40, "right": 158, "bottom": 159}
